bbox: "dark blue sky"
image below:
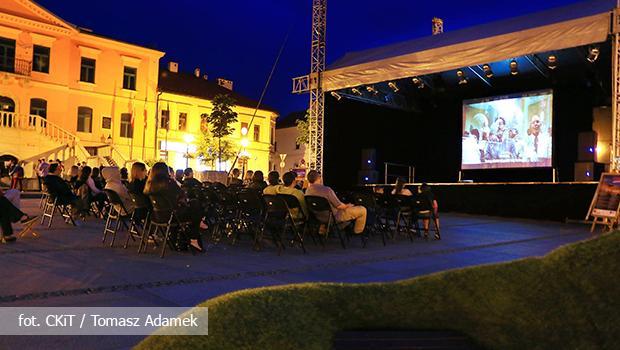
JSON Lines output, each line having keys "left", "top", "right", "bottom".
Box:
{"left": 38, "top": 0, "right": 585, "bottom": 116}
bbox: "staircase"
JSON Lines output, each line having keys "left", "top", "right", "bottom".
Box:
{"left": 103, "top": 155, "right": 118, "bottom": 167}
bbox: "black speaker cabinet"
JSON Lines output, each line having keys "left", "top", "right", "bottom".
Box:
{"left": 577, "top": 131, "right": 597, "bottom": 162}
{"left": 574, "top": 161, "right": 604, "bottom": 181}
{"left": 360, "top": 148, "right": 377, "bottom": 170}
{"left": 358, "top": 170, "right": 379, "bottom": 185}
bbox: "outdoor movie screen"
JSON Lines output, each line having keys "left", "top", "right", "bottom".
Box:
{"left": 461, "top": 90, "right": 553, "bottom": 170}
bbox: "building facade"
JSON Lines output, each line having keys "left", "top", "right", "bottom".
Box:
{"left": 0, "top": 0, "right": 276, "bottom": 180}
{"left": 273, "top": 111, "right": 307, "bottom": 172}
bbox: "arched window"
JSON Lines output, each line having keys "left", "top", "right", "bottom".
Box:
{"left": 30, "top": 98, "right": 47, "bottom": 118}
{"left": 77, "top": 106, "right": 93, "bottom": 133}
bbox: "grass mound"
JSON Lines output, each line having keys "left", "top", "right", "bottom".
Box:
{"left": 136, "top": 232, "right": 620, "bottom": 349}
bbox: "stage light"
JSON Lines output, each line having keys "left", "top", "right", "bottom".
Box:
{"left": 364, "top": 177, "right": 369, "bottom": 181}
{"left": 366, "top": 86, "right": 378, "bottom": 94}
{"left": 510, "top": 59, "right": 518, "bottom": 75}
{"left": 331, "top": 91, "right": 342, "bottom": 100}
{"left": 367, "top": 159, "right": 372, "bottom": 164}
{"left": 547, "top": 55, "right": 557, "bottom": 70}
{"left": 589, "top": 147, "right": 594, "bottom": 153}
{"left": 456, "top": 70, "right": 468, "bottom": 85}
{"left": 351, "top": 88, "right": 362, "bottom": 96}
{"left": 587, "top": 46, "right": 600, "bottom": 63}
{"left": 482, "top": 64, "right": 493, "bottom": 78}
{"left": 586, "top": 171, "right": 591, "bottom": 177}
{"left": 412, "top": 77, "right": 425, "bottom": 89}
{"left": 388, "top": 82, "right": 399, "bottom": 92}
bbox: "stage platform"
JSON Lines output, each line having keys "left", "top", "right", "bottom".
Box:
{"left": 367, "top": 182, "right": 597, "bottom": 222}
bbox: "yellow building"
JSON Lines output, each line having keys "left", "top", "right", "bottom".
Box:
{"left": 156, "top": 64, "right": 278, "bottom": 173}
{"left": 0, "top": 0, "right": 277, "bottom": 182}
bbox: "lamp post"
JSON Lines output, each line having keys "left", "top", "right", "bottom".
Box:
{"left": 184, "top": 134, "right": 194, "bottom": 169}
{"left": 240, "top": 126, "right": 249, "bottom": 174}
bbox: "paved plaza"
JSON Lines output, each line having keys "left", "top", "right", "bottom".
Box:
{"left": 0, "top": 198, "right": 595, "bottom": 350}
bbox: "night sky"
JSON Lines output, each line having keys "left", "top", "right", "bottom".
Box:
{"left": 37, "top": 0, "right": 585, "bottom": 117}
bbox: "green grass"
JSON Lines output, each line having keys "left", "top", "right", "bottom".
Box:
{"left": 136, "top": 232, "right": 620, "bottom": 350}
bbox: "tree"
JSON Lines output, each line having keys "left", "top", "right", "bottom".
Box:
{"left": 295, "top": 109, "right": 311, "bottom": 146}
{"left": 197, "top": 131, "right": 235, "bottom": 169}
{"left": 205, "top": 94, "right": 238, "bottom": 170}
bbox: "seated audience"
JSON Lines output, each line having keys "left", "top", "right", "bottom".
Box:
{"left": 263, "top": 171, "right": 280, "bottom": 195}
{"left": 305, "top": 170, "right": 367, "bottom": 234}
{"left": 67, "top": 165, "right": 79, "bottom": 188}
{"left": 228, "top": 168, "right": 243, "bottom": 186}
{"left": 43, "top": 163, "right": 78, "bottom": 213}
{"left": 417, "top": 183, "right": 440, "bottom": 239}
{"left": 91, "top": 167, "right": 105, "bottom": 190}
{"left": 391, "top": 178, "right": 413, "bottom": 196}
{"left": 175, "top": 169, "right": 185, "bottom": 185}
{"left": 127, "top": 162, "right": 150, "bottom": 217}
{"left": 0, "top": 188, "right": 37, "bottom": 242}
{"left": 102, "top": 167, "right": 135, "bottom": 215}
{"left": 247, "top": 170, "right": 267, "bottom": 191}
{"left": 277, "top": 171, "right": 309, "bottom": 219}
{"left": 144, "top": 162, "right": 204, "bottom": 252}
{"left": 120, "top": 167, "right": 129, "bottom": 186}
{"left": 182, "top": 168, "right": 202, "bottom": 189}
{"left": 243, "top": 170, "right": 254, "bottom": 186}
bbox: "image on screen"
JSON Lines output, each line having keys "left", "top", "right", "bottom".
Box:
{"left": 461, "top": 90, "right": 553, "bottom": 170}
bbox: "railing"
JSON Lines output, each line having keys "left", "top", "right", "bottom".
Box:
{"left": 0, "top": 112, "right": 76, "bottom": 146}
{"left": 15, "top": 58, "right": 32, "bottom": 76}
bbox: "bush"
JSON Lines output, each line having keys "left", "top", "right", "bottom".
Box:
{"left": 136, "top": 232, "right": 620, "bottom": 350}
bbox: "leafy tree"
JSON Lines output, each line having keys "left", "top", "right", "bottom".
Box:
{"left": 295, "top": 109, "right": 311, "bottom": 146}
{"left": 197, "top": 132, "right": 235, "bottom": 169}
{"left": 205, "top": 94, "right": 238, "bottom": 169}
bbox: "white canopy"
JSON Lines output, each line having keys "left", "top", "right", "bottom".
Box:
{"left": 323, "top": 1, "right": 614, "bottom": 92}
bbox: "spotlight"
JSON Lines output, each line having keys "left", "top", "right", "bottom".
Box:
{"left": 330, "top": 91, "right": 342, "bottom": 101}
{"left": 366, "top": 86, "right": 378, "bottom": 94}
{"left": 351, "top": 88, "right": 362, "bottom": 96}
{"left": 388, "top": 82, "right": 399, "bottom": 92}
{"left": 510, "top": 59, "right": 518, "bottom": 75}
{"left": 547, "top": 55, "right": 557, "bottom": 70}
{"left": 456, "top": 70, "right": 468, "bottom": 85}
{"left": 482, "top": 64, "right": 493, "bottom": 78}
{"left": 587, "top": 46, "right": 600, "bottom": 63}
{"left": 412, "top": 77, "right": 425, "bottom": 89}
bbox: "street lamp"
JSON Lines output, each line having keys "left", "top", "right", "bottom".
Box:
{"left": 183, "top": 134, "right": 194, "bottom": 169}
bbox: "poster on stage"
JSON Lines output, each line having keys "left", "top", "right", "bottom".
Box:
{"left": 461, "top": 90, "right": 553, "bottom": 170}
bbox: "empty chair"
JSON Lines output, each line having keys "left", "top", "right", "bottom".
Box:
{"left": 261, "top": 195, "right": 306, "bottom": 254}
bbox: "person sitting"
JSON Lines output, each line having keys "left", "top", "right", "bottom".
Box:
{"left": 391, "top": 177, "right": 413, "bottom": 196}
{"left": 120, "top": 167, "right": 129, "bottom": 186}
{"left": 182, "top": 168, "right": 202, "bottom": 189}
{"left": 0, "top": 188, "right": 37, "bottom": 242}
{"left": 43, "top": 163, "right": 78, "bottom": 208}
{"left": 91, "top": 167, "right": 105, "bottom": 190}
{"left": 144, "top": 162, "right": 204, "bottom": 252}
{"left": 102, "top": 167, "right": 135, "bottom": 215}
{"left": 277, "top": 171, "right": 308, "bottom": 219}
{"left": 175, "top": 169, "right": 185, "bottom": 185}
{"left": 228, "top": 168, "right": 243, "bottom": 187}
{"left": 74, "top": 166, "right": 98, "bottom": 217}
{"left": 243, "top": 170, "right": 254, "bottom": 186}
{"left": 305, "top": 170, "right": 367, "bottom": 235}
{"left": 127, "top": 162, "right": 150, "bottom": 219}
{"left": 417, "top": 183, "right": 440, "bottom": 240}
{"left": 67, "top": 165, "right": 79, "bottom": 188}
{"left": 263, "top": 171, "right": 280, "bottom": 195}
{"left": 247, "top": 170, "right": 267, "bottom": 191}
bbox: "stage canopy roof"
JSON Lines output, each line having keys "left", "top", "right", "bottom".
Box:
{"left": 323, "top": 0, "right": 616, "bottom": 92}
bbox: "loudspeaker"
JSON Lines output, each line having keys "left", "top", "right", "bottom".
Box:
{"left": 574, "top": 161, "right": 604, "bottom": 181}
{"left": 358, "top": 170, "right": 379, "bottom": 185}
{"left": 361, "top": 148, "right": 376, "bottom": 170}
{"left": 577, "top": 131, "right": 597, "bottom": 162}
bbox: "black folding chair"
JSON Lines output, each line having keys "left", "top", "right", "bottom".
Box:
{"left": 261, "top": 195, "right": 306, "bottom": 254}
{"left": 277, "top": 193, "right": 309, "bottom": 243}
{"left": 141, "top": 197, "right": 193, "bottom": 258}
{"left": 41, "top": 192, "right": 76, "bottom": 228}
{"left": 128, "top": 191, "right": 152, "bottom": 251}
{"left": 352, "top": 192, "right": 387, "bottom": 246}
{"left": 304, "top": 195, "right": 346, "bottom": 249}
{"left": 392, "top": 195, "right": 418, "bottom": 242}
{"left": 102, "top": 189, "right": 141, "bottom": 248}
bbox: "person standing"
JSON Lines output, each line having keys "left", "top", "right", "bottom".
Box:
{"left": 8, "top": 160, "right": 24, "bottom": 191}
{"left": 36, "top": 158, "right": 49, "bottom": 191}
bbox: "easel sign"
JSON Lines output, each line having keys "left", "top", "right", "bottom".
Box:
{"left": 586, "top": 173, "right": 620, "bottom": 232}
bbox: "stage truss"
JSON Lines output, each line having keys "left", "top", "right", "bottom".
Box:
{"left": 293, "top": 0, "right": 327, "bottom": 173}
{"left": 613, "top": 8, "right": 620, "bottom": 172}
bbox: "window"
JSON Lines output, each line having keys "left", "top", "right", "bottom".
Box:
{"left": 0, "top": 37, "right": 16, "bottom": 73}
{"left": 178, "top": 112, "right": 187, "bottom": 131}
{"left": 80, "top": 57, "right": 96, "bottom": 83}
{"left": 253, "top": 125, "right": 260, "bottom": 142}
{"left": 123, "top": 66, "right": 137, "bottom": 90}
{"left": 32, "top": 45, "right": 50, "bottom": 73}
{"left": 120, "top": 113, "right": 133, "bottom": 138}
{"left": 160, "top": 109, "right": 170, "bottom": 129}
{"left": 270, "top": 125, "right": 275, "bottom": 145}
{"left": 30, "top": 98, "right": 47, "bottom": 118}
{"left": 77, "top": 106, "right": 93, "bottom": 133}
{"left": 241, "top": 122, "right": 249, "bottom": 137}
{"left": 296, "top": 143, "right": 300, "bottom": 150}
{"left": 200, "top": 113, "right": 208, "bottom": 132}
{"left": 102, "top": 116, "right": 112, "bottom": 129}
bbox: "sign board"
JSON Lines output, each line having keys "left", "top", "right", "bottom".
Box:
{"left": 586, "top": 173, "right": 620, "bottom": 231}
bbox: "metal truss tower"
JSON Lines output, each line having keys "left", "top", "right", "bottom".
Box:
{"left": 612, "top": 8, "right": 620, "bottom": 171}
{"left": 293, "top": 0, "right": 327, "bottom": 173}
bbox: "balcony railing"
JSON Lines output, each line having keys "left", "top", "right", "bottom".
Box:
{"left": 0, "top": 112, "right": 76, "bottom": 146}
{"left": 0, "top": 58, "right": 31, "bottom": 76}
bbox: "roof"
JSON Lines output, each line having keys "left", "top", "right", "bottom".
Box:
{"left": 276, "top": 111, "right": 306, "bottom": 129}
{"left": 158, "top": 70, "right": 278, "bottom": 114}
{"left": 324, "top": 0, "right": 615, "bottom": 91}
